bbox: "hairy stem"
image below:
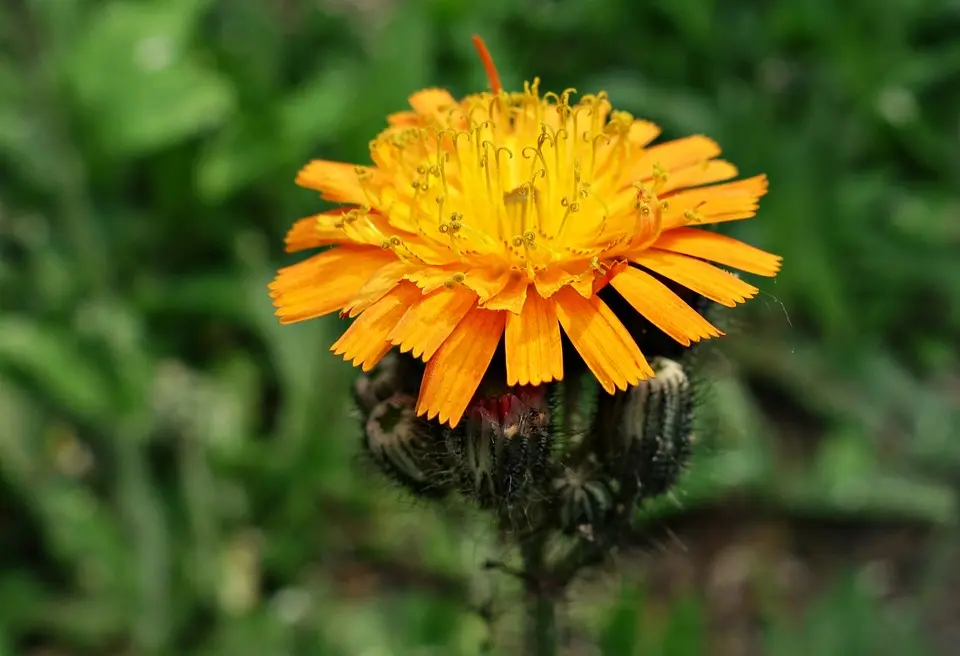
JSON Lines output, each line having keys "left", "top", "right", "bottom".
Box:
{"left": 521, "top": 536, "right": 558, "bottom": 656}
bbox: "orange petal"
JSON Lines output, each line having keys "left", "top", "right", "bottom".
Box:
{"left": 408, "top": 88, "right": 458, "bottom": 120}
{"left": 389, "top": 284, "right": 477, "bottom": 360}
{"left": 295, "top": 160, "right": 371, "bottom": 204}
{"left": 610, "top": 266, "right": 722, "bottom": 347}
{"left": 661, "top": 174, "right": 769, "bottom": 230}
{"left": 592, "top": 259, "right": 629, "bottom": 295}
{"left": 655, "top": 160, "right": 739, "bottom": 195}
{"left": 406, "top": 265, "right": 466, "bottom": 295}
{"left": 533, "top": 265, "right": 596, "bottom": 299}
{"left": 283, "top": 209, "right": 353, "bottom": 252}
{"left": 653, "top": 228, "right": 782, "bottom": 277}
{"left": 331, "top": 282, "right": 421, "bottom": 372}
{"left": 387, "top": 111, "right": 420, "bottom": 127}
{"left": 343, "top": 259, "right": 417, "bottom": 318}
{"left": 553, "top": 286, "right": 653, "bottom": 394}
{"left": 505, "top": 292, "right": 563, "bottom": 386}
{"left": 632, "top": 250, "right": 759, "bottom": 308}
{"left": 627, "top": 135, "right": 721, "bottom": 182}
{"left": 270, "top": 247, "right": 395, "bottom": 324}
{"left": 463, "top": 267, "right": 510, "bottom": 303}
{"left": 482, "top": 273, "right": 528, "bottom": 313}
{"left": 417, "top": 307, "right": 506, "bottom": 427}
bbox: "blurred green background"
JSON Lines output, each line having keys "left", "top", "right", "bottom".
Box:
{"left": 2, "top": 0, "right": 959, "bottom": 654}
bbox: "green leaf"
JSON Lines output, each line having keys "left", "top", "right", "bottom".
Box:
{"left": 195, "top": 62, "right": 359, "bottom": 202}
{"left": 661, "top": 597, "right": 704, "bottom": 656}
{"left": 67, "top": 0, "right": 234, "bottom": 156}
{"left": 600, "top": 587, "right": 641, "bottom": 656}
{"left": 0, "top": 317, "right": 118, "bottom": 425}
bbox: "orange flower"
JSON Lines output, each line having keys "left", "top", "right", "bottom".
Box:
{"left": 271, "top": 37, "right": 781, "bottom": 427}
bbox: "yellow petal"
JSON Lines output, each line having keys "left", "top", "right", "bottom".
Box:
{"left": 417, "top": 307, "right": 506, "bottom": 427}
{"left": 653, "top": 228, "right": 782, "bottom": 277}
{"left": 390, "top": 285, "right": 477, "bottom": 360}
{"left": 295, "top": 160, "right": 372, "bottom": 204}
{"left": 632, "top": 250, "right": 759, "bottom": 308}
{"left": 331, "top": 282, "right": 421, "bottom": 371}
{"left": 269, "top": 246, "right": 394, "bottom": 324}
{"left": 661, "top": 174, "right": 769, "bottom": 230}
{"left": 505, "top": 292, "right": 563, "bottom": 386}
{"left": 609, "top": 266, "right": 722, "bottom": 347}
{"left": 553, "top": 287, "right": 653, "bottom": 394}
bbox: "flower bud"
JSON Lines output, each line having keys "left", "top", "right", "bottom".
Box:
{"left": 363, "top": 392, "right": 452, "bottom": 498}
{"left": 606, "top": 357, "right": 694, "bottom": 503}
{"left": 552, "top": 461, "right": 614, "bottom": 534}
{"left": 352, "top": 352, "right": 423, "bottom": 416}
{"left": 445, "top": 390, "right": 553, "bottom": 509}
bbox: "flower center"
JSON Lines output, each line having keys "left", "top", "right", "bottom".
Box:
{"left": 363, "top": 84, "right": 665, "bottom": 276}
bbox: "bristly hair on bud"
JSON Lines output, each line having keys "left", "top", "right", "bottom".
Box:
{"left": 363, "top": 392, "right": 454, "bottom": 499}
{"left": 589, "top": 356, "right": 694, "bottom": 508}
{"left": 617, "top": 357, "right": 694, "bottom": 502}
{"left": 444, "top": 389, "right": 555, "bottom": 511}
{"left": 552, "top": 458, "right": 614, "bottom": 536}
{"left": 352, "top": 353, "right": 453, "bottom": 500}
{"left": 351, "top": 352, "right": 424, "bottom": 415}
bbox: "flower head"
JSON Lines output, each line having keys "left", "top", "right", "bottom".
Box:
{"left": 271, "top": 37, "right": 781, "bottom": 427}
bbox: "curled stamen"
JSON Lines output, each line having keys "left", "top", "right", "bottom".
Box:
{"left": 571, "top": 103, "right": 591, "bottom": 127}
{"left": 467, "top": 104, "right": 487, "bottom": 128}
{"left": 521, "top": 144, "right": 548, "bottom": 176}
{"left": 487, "top": 95, "right": 506, "bottom": 130}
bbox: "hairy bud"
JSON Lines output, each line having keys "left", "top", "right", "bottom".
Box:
{"left": 352, "top": 352, "right": 422, "bottom": 416}
{"left": 445, "top": 391, "right": 553, "bottom": 508}
{"left": 587, "top": 357, "right": 695, "bottom": 509}
{"left": 553, "top": 461, "right": 614, "bottom": 535}
{"left": 618, "top": 357, "right": 694, "bottom": 502}
{"left": 363, "top": 393, "right": 452, "bottom": 499}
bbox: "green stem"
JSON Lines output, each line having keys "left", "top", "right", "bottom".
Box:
{"left": 521, "top": 537, "right": 558, "bottom": 656}
{"left": 524, "top": 585, "right": 557, "bottom": 656}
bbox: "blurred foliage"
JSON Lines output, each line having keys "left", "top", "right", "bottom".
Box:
{"left": 1, "top": 0, "right": 959, "bottom": 654}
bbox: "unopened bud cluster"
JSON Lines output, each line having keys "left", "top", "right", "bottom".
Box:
{"left": 353, "top": 344, "right": 700, "bottom": 547}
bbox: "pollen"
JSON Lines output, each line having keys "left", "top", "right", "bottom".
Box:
{"left": 366, "top": 81, "right": 662, "bottom": 280}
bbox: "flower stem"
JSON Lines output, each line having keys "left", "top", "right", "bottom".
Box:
{"left": 521, "top": 536, "right": 558, "bottom": 656}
